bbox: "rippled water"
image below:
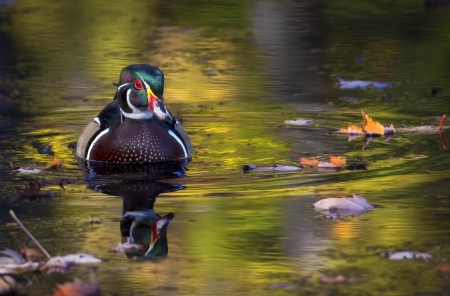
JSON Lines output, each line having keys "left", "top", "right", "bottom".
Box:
{"left": 1, "top": 0, "right": 450, "bottom": 295}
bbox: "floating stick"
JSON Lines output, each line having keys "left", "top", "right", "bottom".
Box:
{"left": 9, "top": 210, "right": 51, "bottom": 259}
{"left": 438, "top": 114, "right": 446, "bottom": 130}
{"left": 379, "top": 56, "right": 398, "bottom": 83}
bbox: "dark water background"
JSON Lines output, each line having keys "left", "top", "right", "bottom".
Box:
{"left": 1, "top": 0, "right": 450, "bottom": 295}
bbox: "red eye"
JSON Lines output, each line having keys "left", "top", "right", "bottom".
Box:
{"left": 134, "top": 79, "right": 143, "bottom": 90}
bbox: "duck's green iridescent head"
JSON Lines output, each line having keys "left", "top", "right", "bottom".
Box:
{"left": 116, "top": 64, "right": 171, "bottom": 121}
{"left": 119, "top": 64, "right": 164, "bottom": 99}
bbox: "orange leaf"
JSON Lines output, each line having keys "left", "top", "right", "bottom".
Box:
{"left": 329, "top": 155, "right": 346, "bottom": 168}
{"left": 361, "top": 110, "right": 385, "bottom": 136}
{"left": 48, "top": 157, "right": 62, "bottom": 169}
{"left": 299, "top": 158, "right": 319, "bottom": 167}
{"left": 339, "top": 124, "right": 364, "bottom": 135}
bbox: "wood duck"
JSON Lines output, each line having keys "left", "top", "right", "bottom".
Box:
{"left": 76, "top": 64, "right": 193, "bottom": 163}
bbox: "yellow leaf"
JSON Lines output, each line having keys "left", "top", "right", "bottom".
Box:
{"left": 362, "top": 110, "right": 385, "bottom": 135}
{"left": 329, "top": 154, "right": 346, "bottom": 168}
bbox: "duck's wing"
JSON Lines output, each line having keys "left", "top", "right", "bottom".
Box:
{"left": 76, "top": 100, "right": 122, "bottom": 159}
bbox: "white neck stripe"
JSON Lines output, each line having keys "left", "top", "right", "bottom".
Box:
{"left": 122, "top": 89, "right": 153, "bottom": 120}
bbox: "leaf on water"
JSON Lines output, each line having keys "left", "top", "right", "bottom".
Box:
{"left": 299, "top": 158, "right": 320, "bottom": 167}
{"left": 362, "top": 110, "right": 385, "bottom": 136}
{"left": 317, "top": 161, "right": 338, "bottom": 168}
{"left": 386, "top": 251, "right": 432, "bottom": 260}
{"left": 253, "top": 164, "right": 301, "bottom": 171}
{"left": 384, "top": 124, "right": 396, "bottom": 134}
{"left": 329, "top": 155, "right": 346, "bottom": 168}
{"left": 53, "top": 273, "right": 101, "bottom": 296}
{"left": 314, "top": 194, "right": 374, "bottom": 219}
{"left": 284, "top": 119, "right": 313, "bottom": 126}
{"left": 338, "top": 124, "right": 364, "bottom": 135}
{"left": 337, "top": 77, "right": 393, "bottom": 89}
{"left": 109, "top": 243, "right": 140, "bottom": 254}
{"left": 14, "top": 167, "right": 42, "bottom": 174}
{"left": 47, "top": 157, "right": 62, "bottom": 169}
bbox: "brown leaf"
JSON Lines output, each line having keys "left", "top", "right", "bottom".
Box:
{"left": 6, "top": 222, "right": 17, "bottom": 227}
{"left": 320, "top": 275, "right": 347, "bottom": 284}
{"left": 362, "top": 110, "right": 385, "bottom": 136}
{"left": 329, "top": 155, "right": 346, "bottom": 168}
{"left": 299, "top": 158, "right": 320, "bottom": 167}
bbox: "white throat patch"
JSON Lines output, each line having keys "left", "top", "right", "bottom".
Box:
{"left": 122, "top": 89, "right": 153, "bottom": 120}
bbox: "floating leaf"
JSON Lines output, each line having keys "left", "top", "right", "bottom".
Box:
{"left": 329, "top": 155, "right": 346, "bottom": 168}
{"left": 386, "top": 251, "right": 432, "bottom": 260}
{"left": 48, "top": 157, "right": 62, "bottom": 169}
{"left": 313, "top": 194, "right": 374, "bottom": 219}
{"left": 337, "top": 77, "right": 393, "bottom": 89}
{"left": 384, "top": 124, "right": 396, "bottom": 134}
{"left": 317, "top": 161, "right": 338, "bottom": 168}
{"left": 362, "top": 110, "right": 385, "bottom": 136}
{"left": 252, "top": 164, "right": 301, "bottom": 171}
{"left": 284, "top": 119, "right": 313, "bottom": 125}
{"left": 339, "top": 124, "right": 364, "bottom": 135}
{"left": 299, "top": 158, "right": 319, "bottom": 167}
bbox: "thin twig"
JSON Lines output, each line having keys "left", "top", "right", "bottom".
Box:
{"left": 379, "top": 56, "right": 398, "bottom": 83}
{"left": 438, "top": 114, "right": 447, "bottom": 130}
{"left": 9, "top": 210, "right": 51, "bottom": 259}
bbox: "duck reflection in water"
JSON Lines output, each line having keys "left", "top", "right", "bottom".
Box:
{"left": 81, "top": 161, "right": 187, "bottom": 261}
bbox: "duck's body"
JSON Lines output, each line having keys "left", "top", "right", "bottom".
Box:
{"left": 76, "top": 64, "right": 192, "bottom": 163}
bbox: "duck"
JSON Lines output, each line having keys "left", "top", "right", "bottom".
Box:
{"left": 76, "top": 64, "right": 192, "bottom": 163}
